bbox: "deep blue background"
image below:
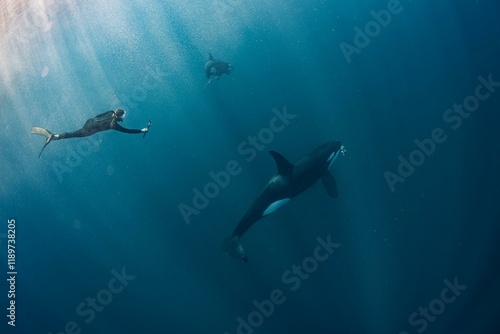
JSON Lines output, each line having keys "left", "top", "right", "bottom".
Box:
{"left": 1, "top": 0, "right": 499, "bottom": 333}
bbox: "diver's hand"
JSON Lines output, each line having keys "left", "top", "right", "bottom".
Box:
{"left": 142, "top": 120, "right": 152, "bottom": 138}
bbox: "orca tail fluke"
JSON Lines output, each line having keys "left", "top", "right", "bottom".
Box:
{"left": 31, "top": 126, "right": 54, "bottom": 158}
{"left": 222, "top": 236, "right": 248, "bottom": 263}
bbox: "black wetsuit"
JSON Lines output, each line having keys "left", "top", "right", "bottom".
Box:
{"left": 56, "top": 111, "right": 142, "bottom": 139}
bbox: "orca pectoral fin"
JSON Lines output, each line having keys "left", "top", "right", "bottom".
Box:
{"left": 322, "top": 172, "right": 338, "bottom": 198}
{"left": 222, "top": 236, "right": 248, "bottom": 263}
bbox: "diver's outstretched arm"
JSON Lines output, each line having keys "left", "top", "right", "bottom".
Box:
{"left": 113, "top": 122, "right": 150, "bottom": 136}
{"left": 113, "top": 123, "right": 142, "bottom": 134}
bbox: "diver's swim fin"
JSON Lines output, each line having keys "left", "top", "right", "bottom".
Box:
{"left": 31, "top": 126, "right": 54, "bottom": 158}
{"left": 209, "top": 52, "right": 214, "bottom": 61}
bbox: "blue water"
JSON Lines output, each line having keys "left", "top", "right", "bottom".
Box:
{"left": 1, "top": 1, "right": 499, "bottom": 333}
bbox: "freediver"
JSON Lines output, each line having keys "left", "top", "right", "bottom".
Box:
{"left": 31, "top": 109, "right": 151, "bottom": 158}
{"left": 205, "top": 53, "right": 234, "bottom": 83}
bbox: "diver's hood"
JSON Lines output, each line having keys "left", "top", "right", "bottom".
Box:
{"left": 114, "top": 109, "right": 126, "bottom": 120}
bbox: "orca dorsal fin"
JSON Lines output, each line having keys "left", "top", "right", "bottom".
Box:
{"left": 269, "top": 150, "right": 294, "bottom": 175}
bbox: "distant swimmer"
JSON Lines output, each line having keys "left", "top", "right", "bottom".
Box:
{"left": 205, "top": 53, "right": 234, "bottom": 83}
{"left": 31, "top": 109, "right": 151, "bottom": 158}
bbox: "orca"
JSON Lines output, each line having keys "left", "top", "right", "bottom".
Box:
{"left": 222, "top": 140, "right": 346, "bottom": 263}
{"left": 204, "top": 53, "right": 234, "bottom": 84}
